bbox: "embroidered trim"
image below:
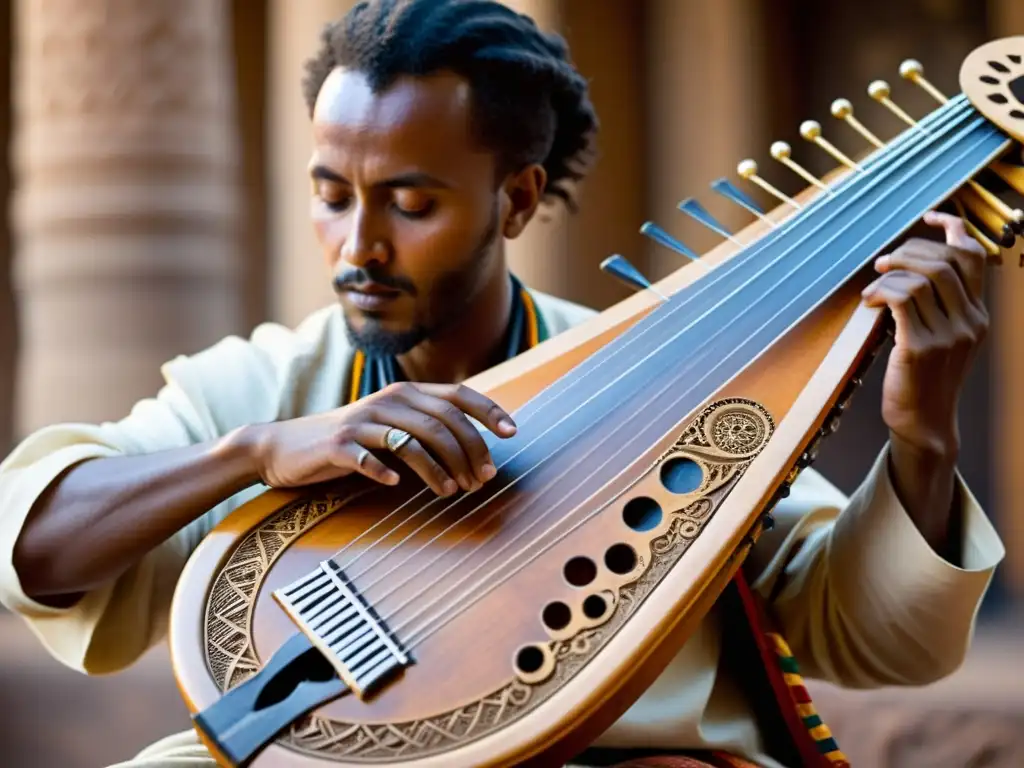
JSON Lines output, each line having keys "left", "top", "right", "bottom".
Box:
{"left": 767, "top": 632, "right": 850, "bottom": 766}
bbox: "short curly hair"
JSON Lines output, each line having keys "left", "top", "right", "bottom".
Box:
{"left": 302, "top": 0, "right": 599, "bottom": 211}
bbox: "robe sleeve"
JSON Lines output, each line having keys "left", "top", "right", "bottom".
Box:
{"left": 0, "top": 329, "right": 292, "bottom": 676}
{"left": 748, "top": 443, "right": 1005, "bottom": 688}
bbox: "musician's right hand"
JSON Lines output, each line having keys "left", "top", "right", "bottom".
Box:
{"left": 249, "top": 382, "right": 518, "bottom": 496}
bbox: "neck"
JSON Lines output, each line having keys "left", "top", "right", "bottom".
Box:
{"left": 397, "top": 269, "right": 515, "bottom": 384}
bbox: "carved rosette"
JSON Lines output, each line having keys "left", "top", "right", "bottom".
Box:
{"left": 202, "top": 398, "right": 774, "bottom": 762}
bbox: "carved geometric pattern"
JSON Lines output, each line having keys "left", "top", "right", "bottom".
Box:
{"left": 203, "top": 399, "right": 774, "bottom": 762}
{"left": 204, "top": 489, "right": 372, "bottom": 692}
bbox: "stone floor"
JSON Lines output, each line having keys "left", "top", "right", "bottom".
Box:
{"left": 0, "top": 610, "right": 1021, "bottom": 768}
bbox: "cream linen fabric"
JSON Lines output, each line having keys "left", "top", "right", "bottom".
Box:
{"left": 0, "top": 290, "right": 1005, "bottom": 768}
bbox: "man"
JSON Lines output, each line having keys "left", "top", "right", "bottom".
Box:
{"left": 0, "top": 1, "right": 1005, "bottom": 766}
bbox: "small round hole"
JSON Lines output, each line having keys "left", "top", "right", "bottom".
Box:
{"left": 660, "top": 457, "right": 703, "bottom": 494}
{"left": 542, "top": 601, "right": 572, "bottom": 631}
{"left": 604, "top": 543, "right": 638, "bottom": 575}
{"left": 623, "top": 496, "right": 662, "bottom": 532}
{"left": 564, "top": 556, "right": 597, "bottom": 587}
{"left": 515, "top": 645, "right": 544, "bottom": 674}
{"left": 583, "top": 594, "right": 607, "bottom": 620}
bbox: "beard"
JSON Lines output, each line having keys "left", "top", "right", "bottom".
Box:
{"left": 339, "top": 202, "right": 501, "bottom": 358}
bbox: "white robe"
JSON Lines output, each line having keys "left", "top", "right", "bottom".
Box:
{"left": 0, "top": 291, "right": 1005, "bottom": 767}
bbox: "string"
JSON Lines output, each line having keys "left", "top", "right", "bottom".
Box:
{"left": 364, "top": 104, "right": 994, "bottom": 641}
{"left": 320, "top": 95, "right": 976, "bottom": 586}
{"left": 318, "top": 95, "right": 973, "bottom": 577}
{"left": 393, "top": 109, "right": 1004, "bottom": 648}
{"left": 303, "top": 107, "right": 983, "bottom": 663}
{"left": 316, "top": 96, "right": 982, "bottom": 624}
{"left": 304, "top": 97, "right": 987, "bottom": 646}
{"left": 314, "top": 277, "right": 541, "bottom": 573}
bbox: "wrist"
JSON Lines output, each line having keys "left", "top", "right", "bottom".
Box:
{"left": 214, "top": 423, "right": 270, "bottom": 488}
{"left": 887, "top": 431, "right": 959, "bottom": 558}
{"left": 889, "top": 428, "right": 959, "bottom": 468}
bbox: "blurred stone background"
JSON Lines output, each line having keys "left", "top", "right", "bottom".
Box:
{"left": 1, "top": 1, "right": 1023, "bottom": 766}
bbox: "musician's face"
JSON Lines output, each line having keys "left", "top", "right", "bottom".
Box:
{"left": 310, "top": 67, "right": 542, "bottom": 356}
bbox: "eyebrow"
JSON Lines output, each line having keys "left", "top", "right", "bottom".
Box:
{"left": 309, "top": 165, "right": 451, "bottom": 190}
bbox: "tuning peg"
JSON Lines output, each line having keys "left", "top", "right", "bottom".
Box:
{"left": 737, "top": 159, "right": 802, "bottom": 210}
{"left": 871, "top": 75, "right": 1023, "bottom": 234}
{"left": 799, "top": 120, "right": 862, "bottom": 171}
{"left": 710, "top": 178, "right": 777, "bottom": 228}
{"left": 899, "top": 58, "right": 1024, "bottom": 202}
{"left": 964, "top": 180, "right": 1024, "bottom": 234}
{"left": 830, "top": 99, "right": 885, "bottom": 149}
{"left": 899, "top": 59, "right": 949, "bottom": 104}
{"left": 770, "top": 141, "right": 831, "bottom": 193}
{"left": 600, "top": 254, "right": 668, "bottom": 300}
{"left": 867, "top": 80, "right": 920, "bottom": 129}
{"left": 677, "top": 198, "right": 742, "bottom": 245}
{"left": 839, "top": 81, "right": 1007, "bottom": 243}
{"left": 640, "top": 221, "right": 701, "bottom": 262}
{"left": 957, "top": 186, "right": 1016, "bottom": 247}
{"left": 952, "top": 197, "right": 1002, "bottom": 260}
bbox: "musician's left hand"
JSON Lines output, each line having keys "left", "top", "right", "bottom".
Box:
{"left": 860, "top": 210, "right": 990, "bottom": 557}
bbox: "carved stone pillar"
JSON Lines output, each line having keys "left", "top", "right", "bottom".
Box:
{"left": 502, "top": 0, "right": 647, "bottom": 310}
{"left": 11, "top": 0, "right": 244, "bottom": 435}
{"left": 987, "top": 0, "right": 1024, "bottom": 597}
{"left": 268, "top": 0, "right": 358, "bottom": 329}
{"left": 0, "top": 0, "right": 14, "bottom": 453}
{"left": 644, "top": 0, "right": 771, "bottom": 275}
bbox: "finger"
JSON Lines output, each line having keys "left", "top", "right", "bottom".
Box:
{"left": 861, "top": 276, "right": 932, "bottom": 350}
{"left": 366, "top": 404, "right": 467, "bottom": 495}
{"left": 417, "top": 382, "right": 518, "bottom": 438}
{"left": 399, "top": 386, "right": 496, "bottom": 485}
{"left": 338, "top": 440, "right": 400, "bottom": 487}
{"left": 921, "top": 211, "right": 988, "bottom": 298}
{"left": 873, "top": 250, "right": 974, "bottom": 324}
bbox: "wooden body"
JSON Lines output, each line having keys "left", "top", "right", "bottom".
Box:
{"left": 169, "top": 176, "right": 889, "bottom": 767}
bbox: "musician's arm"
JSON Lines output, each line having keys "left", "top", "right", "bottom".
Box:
{"left": 9, "top": 422, "right": 261, "bottom": 605}
{"left": 748, "top": 442, "right": 1004, "bottom": 688}
{"left": 0, "top": 333, "right": 286, "bottom": 675}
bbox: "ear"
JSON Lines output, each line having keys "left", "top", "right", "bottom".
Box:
{"left": 499, "top": 164, "right": 547, "bottom": 239}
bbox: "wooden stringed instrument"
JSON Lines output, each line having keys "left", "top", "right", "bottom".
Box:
{"left": 169, "top": 39, "right": 1024, "bottom": 768}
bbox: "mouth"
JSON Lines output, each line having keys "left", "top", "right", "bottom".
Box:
{"left": 342, "top": 283, "right": 403, "bottom": 311}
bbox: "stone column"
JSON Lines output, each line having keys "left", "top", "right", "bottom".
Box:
{"left": 11, "top": 0, "right": 245, "bottom": 435}
{"left": 267, "top": 0, "right": 358, "bottom": 329}
{"left": 987, "top": 0, "right": 1024, "bottom": 597}
{"left": 0, "top": 0, "right": 14, "bottom": 453}
{"left": 643, "top": 0, "right": 771, "bottom": 276}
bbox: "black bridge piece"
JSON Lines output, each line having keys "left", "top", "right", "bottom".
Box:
{"left": 192, "top": 632, "right": 349, "bottom": 767}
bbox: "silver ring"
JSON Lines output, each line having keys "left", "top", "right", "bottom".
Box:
{"left": 385, "top": 427, "right": 413, "bottom": 454}
{"left": 356, "top": 448, "right": 370, "bottom": 468}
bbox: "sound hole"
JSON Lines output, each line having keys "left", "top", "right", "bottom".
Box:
{"left": 542, "top": 601, "right": 572, "bottom": 631}
{"left": 604, "top": 543, "right": 638, "bottom": 575}
{"left": 1012, "top": 110, "right": 1024, "bottom": 120}
{"left": 989, "top": 93, "right": 1009, "bottom": 104}
{"left": 564, "top": 556, "right": 597, "bottom": 587}
{"left": 982, "top": 75, "right": 1000, "bottom": 85}
{"left": 583, "top": 594, "right": 608, "bottom": 620}
{"left": 660, "top": 457, "right": 703, "bottom": 494}
{"left": 1010, "top": 76, "right": 1024, "bottom": 106}
{"left": 622, "top": 497, "right": 662, "bottom": 532}
{"left": 515, "top": 645, "right": 545, "bottom": 674}
{"left": 990, "top": 60, "right": 1011, "bottom": 73}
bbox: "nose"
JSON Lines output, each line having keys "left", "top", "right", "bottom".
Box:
{"left": 340, "top": 205, "right": 390, "bottom": 268}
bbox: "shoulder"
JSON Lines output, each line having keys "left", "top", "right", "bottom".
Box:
{"left": 161, "top": 304, "right": 354, "bottom": 430}
{"left": 529, "top": 288, "right": 598, "bottom": 336}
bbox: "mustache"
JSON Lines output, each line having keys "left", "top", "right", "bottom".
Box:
{"left": 333, "top": 267, "right": 416, "bottom": 296}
